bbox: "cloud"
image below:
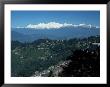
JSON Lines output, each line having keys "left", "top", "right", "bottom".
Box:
{"left": 16, "top": 26, "right": 24, "bottom": 28}
{"left": 63, "top": 23, "right": 73, "bottom": 27}
{"left": 79, "top": 23, "right": 92, "bottom": 28}
{"left": 16, "top": 22, "right": 99, "bottom": 29}
{"left": 25, "top": 22, "right": 73, "bottom": 29}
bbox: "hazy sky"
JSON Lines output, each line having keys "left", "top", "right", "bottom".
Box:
{"left": 11, "top": 11, "right": 100, "bottom": 28}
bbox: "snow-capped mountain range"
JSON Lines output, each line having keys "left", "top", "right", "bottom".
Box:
{"left": 15, "top": 22, "right": 99, "bottom": 29}
{"left": 12, "top": 22, "right": 100, "bottom": 42}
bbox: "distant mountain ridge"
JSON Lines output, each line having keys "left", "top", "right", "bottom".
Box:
{"left": 12, "top": 27, "right": 100, "bottom": 42}
{"left": 16, "top": 22, "right": 99, "bottom": 29}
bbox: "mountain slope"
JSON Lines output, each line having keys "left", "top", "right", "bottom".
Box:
{"left": 12, "top": 27, "right": 100, "bottom": 42}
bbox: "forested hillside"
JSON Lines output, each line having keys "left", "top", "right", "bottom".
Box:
{"left": 11, "top": 36, "right": 100, "bottom": 77}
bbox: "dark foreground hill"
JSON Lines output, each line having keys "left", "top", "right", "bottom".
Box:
{"left": 58, "top": 46, "right": 100, "bottom": 77}
{"left": 32, "top": 45, "right": 100, "bottom": 77}
{"left": 11, "top": 36, "right": 100, "bottom": 77}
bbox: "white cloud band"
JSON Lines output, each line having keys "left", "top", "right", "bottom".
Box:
{"left": 16, "top": 22, "right": 99, "bottom": 29}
